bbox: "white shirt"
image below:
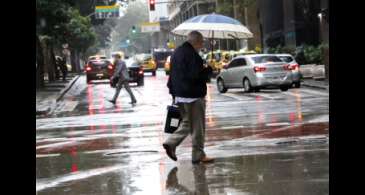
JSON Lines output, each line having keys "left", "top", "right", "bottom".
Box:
{"left": 175, "top": 97, "right": 198, "bottom": 104}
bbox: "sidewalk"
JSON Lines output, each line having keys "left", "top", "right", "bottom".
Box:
{"left": 302, "top": 78, "right": 329, "bottom": 90}
{"left": 36, "top": 73, "right": 80, "bottom": 116}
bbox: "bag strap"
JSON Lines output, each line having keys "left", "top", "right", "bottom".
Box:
{"left": 172, "top": 96, "right": 175, "bottom": 105}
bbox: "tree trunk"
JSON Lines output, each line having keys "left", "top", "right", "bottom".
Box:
{"left": 71, "top": 49, "right": 81, "bottom": 73}
{"left": 50, "top": 45, "right": 59, "bottom": 80}
{"left": 71, "top": 49, "right": 77, "bottom": 73}
{"left": 36, "top": 35, "right": 45, "bottom": 89}
{"left": 76, "top": 51, "right": 81, "bottom": 73}
{"left": 45, "top": 40, "right": 55, "bottom": 82}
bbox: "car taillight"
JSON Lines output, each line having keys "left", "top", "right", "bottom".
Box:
{"left": 108, "top": 64, "right": 113, "bottom": 70}
{"left": 254, "top": 66, "right": 266, "bottom": 72}
{"left": 284, "top": 64, "right": 293, "bottom": 71}
{"left": 86, "top": 66, "right": 92, "bottom": 71}
{"left": 290, "top": 64, "right": 299, "bottom": 71}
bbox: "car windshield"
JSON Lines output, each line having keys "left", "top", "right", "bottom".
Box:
{"left": 134, "top": 54, "right": 151, "bottom": 62}
{"left": 278, "top": 56, "right": 294, "bottom": 63}
{"left": 125, "top": 58, "right": 137, "bottom": 67}
{"left": 251, "top": 56, "right": 282, "bottom": 63}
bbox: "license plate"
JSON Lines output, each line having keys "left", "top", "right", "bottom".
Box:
{"left": 96, "top": 73, "right": 104, "bottom": 77}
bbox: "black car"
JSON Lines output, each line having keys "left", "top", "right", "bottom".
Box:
{"left": 152, "top": 49, "right": 174, "bottom": 68}
{"left": 110, "top": 58, "right": 144, "bottom": 87}
{"left": 85, "top": 57, "right": 114, "bottom": 84}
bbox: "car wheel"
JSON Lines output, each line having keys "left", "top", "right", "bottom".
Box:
{"left": 243, "top": 78, "right": 252, "bottom": 93}
{"left": 137, "top": 79, "right": 144, "bottom": 86}
{"left": 217, "top": 78, "right": 228, "bottom": 93}
{"left": 152, "top": 70, "right": 156, "bottom": 76}
{"left": 294, "top": 82, "right": 301, "bottom": 88}
{"left": 86, "top": 75, "right": 91, "bottom": 84}
{"left": 280, "top": 86, "right": 289, "bottom": 91}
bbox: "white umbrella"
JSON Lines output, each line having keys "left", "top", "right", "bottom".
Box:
{"left": 172, "top": 13, "right": 253, "bottom": 74}
{"left": 172, "top": 13, "right": 253, "bottom": 39}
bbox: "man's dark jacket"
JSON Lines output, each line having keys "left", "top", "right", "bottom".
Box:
{"left": 167, "top": 41, "right": 212, "bottom": 98}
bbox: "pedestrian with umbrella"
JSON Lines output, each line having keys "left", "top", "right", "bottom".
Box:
{"left": 163, "top": 31, "right": 214, "bottom": 164}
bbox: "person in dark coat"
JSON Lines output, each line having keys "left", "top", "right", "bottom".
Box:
{"left": 163, "top": 31, "right": 214, "bottom": 164}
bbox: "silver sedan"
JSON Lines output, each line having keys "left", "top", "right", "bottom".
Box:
{"left": 276, "top": 54, "right": 302, "bottom": 88}
{"left": 216, "top": 54, "right": 293, "bottom": 93}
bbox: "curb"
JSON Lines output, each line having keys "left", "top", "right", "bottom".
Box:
{"left": 56, "top": 75, "right": 81, "bottom": 102}
{"left": 302, "top": 82, "right": 328, "bottom": 90}
{"left": 36, "top": 108, "right": 50, "bottom": 116}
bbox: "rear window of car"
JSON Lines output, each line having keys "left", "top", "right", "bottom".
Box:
{"left": 278, "top": 56, "right": 294, "bottom": 63}
{"left": 251, "top": 56, "right": 282, "bottom": 63}
{"left": 125, "top": 59, "right": 137, "bottom": 67}
{"left": 89, "top": 60, "right": 107, "bottom": 66}
{"left": 153, "top": 52, "right": 173, "bottom": 61}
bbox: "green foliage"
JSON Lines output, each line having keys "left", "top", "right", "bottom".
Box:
{"left": 216, "top": 0, "right": 233, "bottom": 17}
{"left": 65, "top": 9, "right": 96, "bottom": 52}
{"left": 267, "top": 45, "right": 295, "bottom": 55}
{"left": 36, "top": 0, "right": 96, "bottom": 52}
{"left": 303, "top": 45, "right": 322, "bottom": 64}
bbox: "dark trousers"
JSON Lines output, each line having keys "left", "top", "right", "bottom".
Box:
{"left": 164, "top": 98, "right": 206, "bottom": 161}
{"left": 112, "top": 79, "right": 136, "bottom": 103}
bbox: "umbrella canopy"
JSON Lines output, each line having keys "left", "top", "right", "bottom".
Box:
{"left": 172, "top": 13, "right": 253, "bottom": 39}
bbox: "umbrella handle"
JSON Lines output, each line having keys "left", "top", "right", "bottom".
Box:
{"left": 211, "top": 31, "right": 214, "bottom": 61}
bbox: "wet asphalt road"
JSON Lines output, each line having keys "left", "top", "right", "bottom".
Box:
{"left": 36, "top": 70, "right": 329, "bottom": 195}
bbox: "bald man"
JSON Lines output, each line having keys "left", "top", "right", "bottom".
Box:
{"left": 163, "top": 31, "right": 214, "bottom": 164}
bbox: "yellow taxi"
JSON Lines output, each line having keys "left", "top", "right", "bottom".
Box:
{"left": 136, "top": 54, "right": 157, "bottom": 76}
{"left": 217, "top": 50, "right": 236, "bottom": 70}
{"left": 205, "top": 50, "right": 226, "bottom": 72}
{"left": 164, "top": 56, "right": 171, "bottom": 75}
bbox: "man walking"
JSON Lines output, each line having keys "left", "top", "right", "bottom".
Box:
{"left": 109, "top": 53, "right": 137, "bottom": 105}
{"left": 163, "top": 31, "right": 214, "bottom": 164}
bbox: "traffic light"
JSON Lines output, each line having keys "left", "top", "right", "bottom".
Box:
{"left": 132, "top": 26, "right": 136, "bottom": 34}
{"left": 149, "top": 0, "right": 155, "bottom": 11}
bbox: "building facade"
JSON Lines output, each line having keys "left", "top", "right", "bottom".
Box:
{"left": 156, "top": 0, "right": 329, "bottom": 52}
{"left": 258, "top": 0, "right": 329, "bottom": 51}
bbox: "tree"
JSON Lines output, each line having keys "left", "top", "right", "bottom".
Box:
{"left": 37, "top": 0, "right": 73, "bottom": 82}
{"left": 63, "top": 8, "right": 97, "bottom": 72}
{"left": 36, "top": 35, "right": 45, "bottom": 88}
{"left": 37, "top": 0, "right": 97, "bottom": 83}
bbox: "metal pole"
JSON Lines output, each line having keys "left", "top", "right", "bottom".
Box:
{"left": 211, "top": 31, "right": 214, "bottom": 60}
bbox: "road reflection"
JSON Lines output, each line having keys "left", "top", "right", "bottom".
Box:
{"left": 166, "top": 164, "right": 209, "bottom": 194}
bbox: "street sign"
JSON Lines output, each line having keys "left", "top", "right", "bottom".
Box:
{"left": 95, "top": 5, "right": 120, "bottom": 19}
{"left": 141, "top": 22, "right": 160, "bottom": 33}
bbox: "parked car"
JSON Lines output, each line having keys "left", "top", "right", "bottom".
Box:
{"left": 135, "top": 54, "right": 157, "bottom": 76}
{"left": 164, "top": 56, "right": 171, "bottom": 75}
{"left": 85, "top": 56, "right": 114, "bottom": 84}
{"left": 216, "top": 54, "right": 293, "bottom": 93}
{"left": 276, "top": 54, "right": 302, "bottom": 88}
